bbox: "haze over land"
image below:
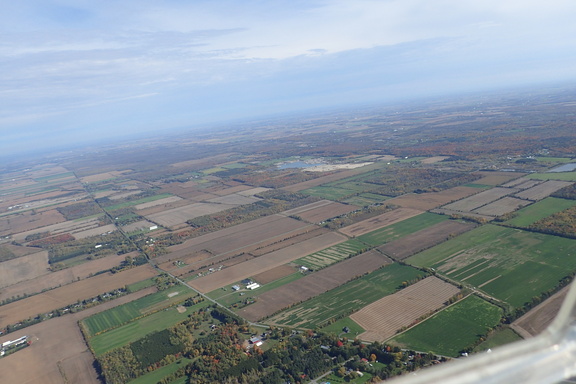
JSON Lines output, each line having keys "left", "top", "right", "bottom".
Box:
{"left": 2, "top": 1, "right": 576, "bottom": 157}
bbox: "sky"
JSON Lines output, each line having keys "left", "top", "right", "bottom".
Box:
{"left": 2, "top": 0, "right": 576, "bottom": 157}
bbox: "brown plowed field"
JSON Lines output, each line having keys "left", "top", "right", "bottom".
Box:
{"left": 248, "top": 227, "right": 329, "bottom": 256}
{"left": 239, "top": 250, "right": 391, "bottom": 322}
{"left": 387, "top": 186, "right": 480, "bottom": 211}
{"left": 473, "top": 197, "right": 531, "bottom": 216}
{"left": 189, "top": 232, "right": 347, "bottom": 293}
{"left": 514, "top": 180, "right": 573, "bottom": 201}
{"left": 0, "top": 209, "right": 66, "bottom": 237}
{"left": 502, "top": 177, "right": 542, "bottom": 189}
{"left": 210, "top": 185, "right": 254, "bottom": 196}
{"left": 512, "top": 285, "right": 569, "bottom": 338}
{"left": 157, "top": 215, "right": 308, "bottom": 263}
{"left": 339, "top": 208, "right": 423, "bottom": 237}
{"left": 351, "top": 276, "right": 460, "bottom": 342}
{"left": 378, "top": 221, "right": 476, "bottom": 260}
{"left": 0, "top": 249, "right": 49, "bottom": 288}
{"left": 442, "top": 187, "right": 517, "bottom": 212}
{"left": 0, "top": 287, "right": 155, "bottom": 384}
{"left": 0, "top": 264, "right": 157, "bottom": 328}
{"left": 297, "top": 202, "right": 359, "bottom": 223}
{"left": 0, "top": 253, "right": 129, "bottom": 302}
{"left": 251, "top": 265, "right": 297, "bottom": 285}
{"left": 474, "top": 171, "right": 526, "bottom": 186}
{"left": 12, "top": 216, "right": 103, "bottom": 242}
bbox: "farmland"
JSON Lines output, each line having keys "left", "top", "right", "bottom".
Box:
{"left": 406, "top": 225, "right": 576, "bottom": 307}
{"left": 296, "top": 238, "right": 368, "bottom": 270}
{"left": 239, "top": 250, "right": 392, "bottom": 322}
{"left": 357, "top": 212, "right": 448, "bottom": 246}
{"left": 503, "top": 197, "right": 576, "bottom": 227}
{"left": 82, "top": 285, "right": 197, "bottom": 336}
{"left": 390, "top": 295, "right": 502, "bottom": 357}
{"left": 350, "top": 276, "right": 460, "bottom": 342}
{"left": 338, "top": 207, "right": 423, "bottom": 237}
{"left": 265, "top": 263, "right": 426, "bottom": 329}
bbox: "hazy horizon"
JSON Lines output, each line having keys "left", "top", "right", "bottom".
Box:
{"left": 2, "top": 1, "right": 576, "bottom": 157}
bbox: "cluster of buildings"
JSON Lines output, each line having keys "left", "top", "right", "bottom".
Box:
{"left": 232, "top": 279, "right": 261, "bottom": 291}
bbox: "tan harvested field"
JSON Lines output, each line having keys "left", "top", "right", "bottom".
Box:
{"left": 0, "top": 253, "right": 128, "bottom": 302}
{"left": 281, "top": 163, "right": 380, "bottom": 192}
{"left": 239, "top": 250, "right": 391, "bottom": 322}
{"left": 430, "top": 208, "right": 494, "bottom": 222}
{"left": 73, "top": 223, "right": 117, "bottom": 239}
{"left": 441, "top": 187, "right": 518, "bottom": 212}
{"left": 79, "top": 170, "right": 131, "bottom": 183}
{"left": 0, "top": 209, "right": 66, "bottom": 237}
{"left": 134, "top": 195, "right": 183, "bottom": 210}
{"left": 146, "top": 202, "right": 237, "bottom": 227}
{"left": 514, "top": 180, "right": 573, "bottom": 201}
{"left": 502, "top": 177, "right": 543, "bottom": 189}
{"left": 280, "top": 200, "right": 335, "bottom": 216}
{"left": 12, "top": 216, "right": 104, "bottom": 242}
{"left": 281, "top": 200, "right": 359, "bottom": 223}
{"left": 0, "top": 287, "right": 155, "bottom": 384}
{"left": 135, "top": 198, "right": 192, "bottom": 216}
{"left": 387, "top": 186, "right": 480, "bottom": 211}
{"left": 0, "top": 264, "right": 157, "bottom": 328}
{"left": 207, "top": 194, "right": 260, "bottom": 205}
{"left": 0, "top": 243, "right": 43, "bottom": 257}
{"left": 0, "top": 249, "right": 49, "bottom": 288}
{"left": 248, "top": 227, "right": 329, "bottom": 256}
{"left": 378, "top": 221, "right": 477, "bottom": 260}
{"left": 108, "top": 190, "right": 143, "bottom": 200}
{"left": 211, "top": 184, "right": 254, "bottom": 196}
{"left": 474, "top": 171, "right": 526, "bottom": 186}
{"left": 189, "top": 231, "right": 347, "bottom": 293}
{"left": 512, "top": 285, "right": 569, "bottom": 338}
{"left": 351, "top": 276, "right": 460, "bottom": 342}
{"left": 251, "top": 265, "right": 297, "bottom": 284}
{"left": 473, "top": 197, "right": 532, "bottom": 216}
{"left": 170, "top": 153, "right": 237, "bottom": 168}
{"left": 339, "top": 207, "right": 423, "bottom": 237}
{"left": 157, "top": 215, "right": 309, "bottom": 263}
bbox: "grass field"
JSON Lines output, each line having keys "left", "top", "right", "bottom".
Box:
{"left": 342, "top": 192, "right": 389, "bottom": 207}
{"left": 296, "top": 239, "right": 368, "bottom": 270}
{"left": 406, "top": 225, "right": 576, "bottom": 307}
{"left": 266, "top": 263, "right": 426, "bottom": 329}
{"left": 472, "top": 327, "right": 523, "bottom": 353}
{"left": 357, "top": 212, "right": 447, "bottom": 246}
{"left": 127, "top": 358, "right": 192, "bottom": 384}
{"left": 126, "top": 278, "right": 157, "bottom": 293}
{"left": 301, "top": 185, "right": 358, "bottom": 200}
{"left": 528, "top": 172, "right": 576, "bottom": 181}
{"left": 320, "top": 317, "right": 365, "bottom": 336}
{"left": 390, "top": 295, "right": 502, "bottom": 357}
{"left": 503, "top": 197, "right": 576, "bottom": 227}
{"left": 83, "top": 285, "right": 196, "bottom": 336}
{"left": 90, "top": 300, "right": 211, "bottom": 356}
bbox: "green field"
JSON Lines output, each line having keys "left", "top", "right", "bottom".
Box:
{"left": 320, "top": 316, "right": 365, "bottom": 336}
{"left": 301, "top": 185, "right": 358, "bottom": 200}
{"left": 104, "top": 193, "right": 174, "bottom": 211}
{"left": 390, "top": 295, "right": 502, "bottom": 357}
{"left": 126, "top": 278, "right": 157, "bottom": 293}
{"left": 296, "top": 239, "right": 368, "bottom": 270}
{"left": 406, "top": 225, "right": 576, "bottom": 307}
{"left": 90, "top": 300, "right": 211, "bottom": 356}
{"left": 83, "top": 285, "right": 196, "bottom": 336}
{"left": 357, "top": 212, "right": 448, "bottom": 246}
{"left": 267, "top": 263, "right": 426, "bottom": 329}
{"left": 528, "top": 172, "right": 576, "bottom": 181}
{"left": 503, "top": 197, "right": 576, "bottom": 227}
{"left": 472, "top": 327, "right": 523, "bottom": 353}
{"left": 127, "top": 358, "right": 192, "bottom": 384}
{"left": 342, "top": 192, "right": 389, "bottom": 207}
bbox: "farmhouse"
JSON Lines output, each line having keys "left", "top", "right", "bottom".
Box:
{"left": 232, "top": 285, "right": 240, "bottom": 291}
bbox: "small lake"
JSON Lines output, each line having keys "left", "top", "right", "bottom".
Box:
{"left": 277, "top": 161, "right": 325, "bottom": 169}
{"left": 549, "top": 163, "right": 576, "bottom": 172}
